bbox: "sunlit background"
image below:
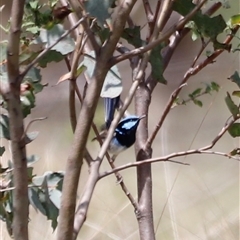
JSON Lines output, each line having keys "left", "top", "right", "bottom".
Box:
{"left": 0, "top": 0, "right": 239, "bottom": 239}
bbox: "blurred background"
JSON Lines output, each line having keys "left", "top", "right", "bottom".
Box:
{"left": 0, "top": 0, "right": 239, "bottom": 239}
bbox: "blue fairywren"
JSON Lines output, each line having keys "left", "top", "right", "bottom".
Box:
{"left": 108, "top": 115, "right": 145, "bottom": 156}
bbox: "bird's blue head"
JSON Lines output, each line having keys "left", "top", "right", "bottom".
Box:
{"left": 109, "top": 115, "right": 145, "bottom": 155}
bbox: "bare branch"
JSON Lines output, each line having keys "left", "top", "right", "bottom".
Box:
{"left": 99, "top": 149, "right": 239, "bottom": 178}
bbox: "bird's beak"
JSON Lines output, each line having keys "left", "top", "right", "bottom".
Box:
{"left": 139, "top": 115, "right": 146, "bottom": 120}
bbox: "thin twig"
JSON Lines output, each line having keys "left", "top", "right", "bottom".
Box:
{"left": 21, "top": 117, "right": 47, "bottom": 140}
{"left": 99, "top": 149, "right": 239, "bottom": 178}
{"left": 142, "top": 0, "right": 154, "bottom": 23}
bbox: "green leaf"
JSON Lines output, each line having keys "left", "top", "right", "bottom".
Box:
{"left": 191, "top": 88, "right": 202, "bottom": 96}
{"left": 227, "top": 14, "right": 240, "bottom": 28}
{"left": 28, "top": 187, "right": 47, "bottom": 215}
{"left": 229, "top": 147, "right": 240, "bottom": 156}
{"left": 232, "top": 91, "right": 240, "bottom": 98}
{"left": 0, "top": 203, "right": 6, "bottom": 221}
{"left": 228, "top": 123, "right": 240, "bottom": 137}
{"left": 225, "top": 92, "right": 239, "bottom": 118}
{"left": 149, "top": 44, "right": 166, "bottom": 84}
{"left": 81, "top": 51, "right": 123, "bottom": 98}
{"left": 23, "top": 67, "right": 45, "bottom": 94}
{"left": 29, "top": 0, "right": 39, "bottom": 10}
{"left": 210, "top": 81, "right": 220, "bottom": 92}
{"left": 228, "top": 71, "right": 240, "bottom": 88}
{"left": 21, "top": 91, "right": 36, "bottom": 117}
{"left": 33, "top": 24, "right": 75, "bottom": 55}
{"left": 45, "top": 171, "right": 64, "bottom": 187}
{"left": 76, "top": 64, "right": 87, "bottom": 78}
{"left": 27, "top": 155, "right": 40, "bottom": 165}
{"left": 42, "top": 177, "right": 59, "bottom": 230}
{"left": 193, "top": 99, "right": 203, "bottom": 107}
{"left": 122, "top": 26, "right": 143, "bottom": 48}
{"left": 27, "top": 26, "right": 40, "bottom": 34}
{"left": 49, "top": 189, "right": 61, "bottom": 209}
{"left": 32, "top": 171, "right": 64, "bottom": 187}
{"left": 0, "top": 114, "right": 10, "bottom": 140}
{"left": 173, "top": 0, "right": 226, "bottom": 48}
{"left": 84, "top": 0, "right": 115, "bottom": 26}
{"left": 0, "top": 146, "right": 5, "bottom": 156}
{"left": 25, "top": 131, "right": 39, "bottom": 144}
{"left": 100, "top": 64, "right": 122, "bottom": 98}
{"left": 38, "top": 50, "right": 65, "bottom": 68}
{"left": 5, "top": 211, "right": 13, "bottom": 237}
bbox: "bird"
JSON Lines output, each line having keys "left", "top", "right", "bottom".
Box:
{"left": 108, "top": 115, "right": 145, "bottom": 156}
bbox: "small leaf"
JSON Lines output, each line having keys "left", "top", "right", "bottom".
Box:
{"left": 225, "top": 92, "right": 239, "bottom": 118}
{"left": 193, "top": 99, "right": 203, "bottom": 107}
{"left": 46, "top": 172, "right": 64, "bottom": 187}
{"left": 232, "top": 91, "right": 240, "bottom": 98}
{"left": 229, "top": 147, "right": 240, "bottom": 156}
{"left": 49, "top": 189, "right": 61, "bottom": 209}
{"left": 21, "top": 91, "right": 36, "bottom": 117}
{"left": 210, "top": 81, "right": 220, "bottom": 92}
{"left": 122, "top": 26, "right": 143, "bottom": 48}
{"left": 57, "top": 65, "right": 86, "bottom": 84}
{"left": 28, "top": 187, "right": 46, "bottom": 215}
{"left": 22, "top": 67, "right": 45, "bottom": 94}
{"left": 228, "top": 123, "right": 240, "bottom": 137}
{"left": 84, "top": 0, "right": 115, "bottom": 26}
{"left": 38, "top": 50, "right": 65, "bottom": 68}
{"left": 191, "top": 88, "right": 202, "bottom": 96}
{"left": 149, "top": 44, "right": 167, "bottom": 84}
{"left": 25, "top": 131, "right": 39, "bottom": 144}
{"left": 100, "top": 64, "right": 122, "bottom": 98}
{"left": 27, "top": 155, "right": 39, "bottom": 166}
{"left": 228, "top": 14, "right": 240, "bottom": 28}
{"left": 228, "top": 71, "right": 240, "bottom": 88}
